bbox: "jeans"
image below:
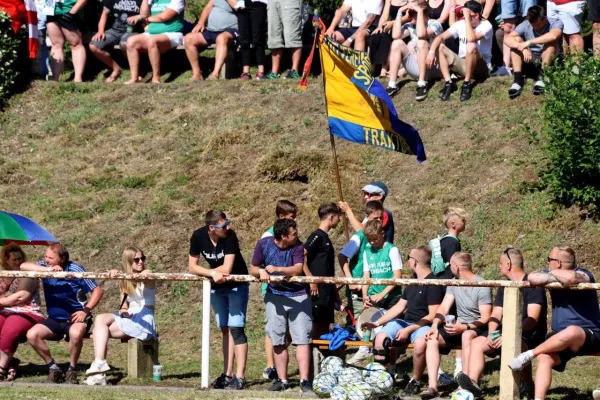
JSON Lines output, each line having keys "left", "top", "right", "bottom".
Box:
{"left": 210, "top": 283, "right": 249, "bottom": 328}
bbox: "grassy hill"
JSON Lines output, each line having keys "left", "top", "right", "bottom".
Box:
{"left": 1, "top": 77, "right": 600, "bottom": 398}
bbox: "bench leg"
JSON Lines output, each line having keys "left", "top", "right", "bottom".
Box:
{"left": 221, "top": 47, "right": 238, "bottom": 80}
{"left": 128, "top": 338, "right": 159, "bottom": 379}
{"left": 312, "top": 346, "right": 322, "bottom": 376}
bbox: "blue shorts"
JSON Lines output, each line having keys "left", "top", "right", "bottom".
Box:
{"left": 501, "top": 0, "right": 538, "bottom": 19}
{"left": 202, "top": 29, "right": 240, "bottom": 47}
{"left": 210, "top": 283, "right": 249, "bottom": 328}
{"left": 380, "top": 319, "right": 430, "bottom": 344}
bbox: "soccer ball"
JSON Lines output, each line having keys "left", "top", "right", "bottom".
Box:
{"left": 331, "top": 384, "right": 349, "bottom": 400}
{"left": 312, "top": 372, "right": 337, "bottom": 398}
{"left": 364, "top": 369, "right": 394, "bottom": 395}
{"left": 452, "top": 389, "right": 475, "bottom": 400}
{"left": 337, "top": 367, "right": 363, "bottom": 387}
{"left": 322, "top": 356, "right": 345, "bottom": 376}
{"left": 347, "top": 381, "right": 374, "bottom": 400}
{"left": 362, "top": 362, "right": 386, "bottom": 379}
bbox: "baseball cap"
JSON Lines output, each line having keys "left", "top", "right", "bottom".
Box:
{"left": 464, "top": 0, "right": 482, "bottom": 15}
{"left": 362, "top": 181, "right": 389, "bottom": 197}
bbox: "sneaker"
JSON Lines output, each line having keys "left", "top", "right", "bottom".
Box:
{"left": 386, "top": 85, "right": 400, "bottom": 98}
{"left": 509, "top": 352, "right": 533, "bottom": 371}
{"left": 268, "top": 379, "right": 292, "bottom": 391}
{"left": 403, "top": 378, "right": 421, "bottom": 396}
{"left": 228, "top": 375, "right": 246, "bottom": 390}
{"left": 240, "top": 72, "right": 252, "bottom": 80}
{"left": 65, "top": 370, "right": 79, "bottom": 384}
{"left": 86, "top": 360, "right": 110, "bottom": 376}
{"left": 456, "top": 372, "right": 482, "bottom": 398}
{"left": 440, "top": 81, "right": 458, "bottom": 101}
{"left": 438, "top": 371, "right": 456, "bottom": 387}
{"left": 299, "top": 379, "right": 313, "bottom": 393}
{"left": 460, "top": 81, "right": 474, "bottom": 102}
{"left": 593, "top": 389, "right": 600, "bottom": 400}
{"left": 84, "top": 373, "right": 107, "bottom": 386}
{"left": 211, "top": 373, "right": 233, "bottom": 389}
{"left": 508, "top": 82, "right": 523, "bottom": 99}
{"left": 520, "top": 380, "right": 535, "bottom": 399}
{"left": 255, "top": 72, "right": 267, "bottom": 80}
{"left": 420, "top": 386, "right": 440, "bottom": 399}
{"left": 283, "top": 70, "right": 300, "bottom": 79}
{"left": 532, "top": 80, "right": 545, "bottom": 95}
{"left": 263, "top": 366, "right": 278, "bottom": 381}
{"left": 415, "top": 84, "right": 428, "bottom": 101}
{"left": 347, "top": 346, "right": 371, "bottom": 364}
{"left": 44, "top": 367, "right": 65, "bottom": 384}
{"left": 264, "top": 71, "right": 280, "bottom": 80}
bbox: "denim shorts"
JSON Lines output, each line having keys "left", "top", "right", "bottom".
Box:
{"left": 379, "top": 319, "right": 430, "bottom": 344}
{"left": 501, "top": 0, "right": 538, "bottom": 19}
{"left": 210, "top": 283, "right": 249, "bottom": 328}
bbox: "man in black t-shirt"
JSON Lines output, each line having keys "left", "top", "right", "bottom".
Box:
{"left": 304, "top": 203, "right": 345, "bottom": 338}
{"left": 188, "top": 210, "right": 249, "bottom": 390}
{"left": 435, "top": 207, "right": 467, "bottom": 279}
{"left": 457, "top": 248, "right": 547, "bottom": 399}
{"left": 361, "top": 246, "right": 444, "bottom": 397}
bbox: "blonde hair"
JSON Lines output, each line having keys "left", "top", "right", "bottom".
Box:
{"left": 451, "top": 251, "right": 472, "bottom": 270}
{"left": 443, "top": 207, "right": 467, "bottom": 228}
{"left": 363, "top": 219, "right": 384, "bottom": 239}
{"left": 413, "top": 245, "right": 432, "bottom": 266}
{"left": 120, "top": 247, "right": 144, "bottom": 295}
{"left": 556, "top": 246, "right": 576, "bottom": 268}
{"left": 502, "top": 247, "right": 524, "bottom": 269}
{"left": 1, "top": 244, "right": 25, "bottom": 270}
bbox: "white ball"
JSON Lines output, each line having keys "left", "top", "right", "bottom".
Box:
{"left": 362, "top": 362, "right": 386, "bottom": 379}
{"left": 312, "top": 372, "right": 337, "bottom": 398}
{"left": 364, "top": 369, "right": 394, "bottom": 395}
{"left": 347, "top": 381, "right": 374, "bottom": 400}
{"left": 452, "top": 389, "right": 475, "bottom": 400}
{"left": 338, "top": 367, "right": 363, "bottom": 387}
{"left": 331, "top": 384, "right": 349, "bottom": 400}
{"left": 322, "top": 356, "right": 345, "bottom": 377}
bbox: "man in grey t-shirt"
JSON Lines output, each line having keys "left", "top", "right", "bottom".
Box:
{"left": 419, "top": 252, "right": 492, "bottom": 399}
{"left": 504, "top": 5, "right": 563, "bottom": 98}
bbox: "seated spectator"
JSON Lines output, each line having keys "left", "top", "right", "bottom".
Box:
{"left": 370, "top": 0, "right": 409, "bottom": 78}
{"left": 236, "top": 0, "right": 267, "bottom": 79}
{"left": 325, "top": 0, "right": 384, "bottom": 51}
{"left": 456, "top": 247, "right": 547, "bottom": 399}
{"left": 46, "top": 0, "right": 87, "bottom": 82}
{"left": 0, "top": 245, "right": 44, "bottom": 381}
{"left": 499, "top": 0, "right": 538, "bottom": 71}
{"left": 85, "top": 247, "right": 156, "bottom": 386}
{"left": 504, "top": 5, "right": 562, "bottom": 98}
{"left": 428, "top": 0, "right": 451, "bottom": 26}
{"left": 184, "top": 0, "right": 239, "bottom": 81}
{"left": 422, "top": 252, "right": 492, "bottom": 399}
{"left": 21, "top": 244, "right": 104, "bottom": 384}
{"left": 361, "top": 246, "right": 443, "bottom": 397}
{"left": 427, "top": 1, "right": 493, "bottom": 101}
{"left": 591, "top": 0, "right": 600, "bottom": 55}
{"left": 89, "top": 0, "right": 143, "bottom": 82}
{"left": 264, "top": 0, "right": 304, "bottom": 79}
{"left": 386, "top": 0, "right": 443, "bottom": 100}
{"left": 547, "top": 0, "right": 585, "bottom": 52}
{"left": 509, "top": 247, "right": 600, "bottom": 400}
{"left": 125, "top": 0, "right": 185, "bottom": 84}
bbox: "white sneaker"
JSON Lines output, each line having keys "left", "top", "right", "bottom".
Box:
{"left": 86, "top": 360, "right": 110, "bottom": 376}
{"left": 593, "top": 389, "right": 600, "bottom": 400}
{"left": 347, "top": 346, "right": 371, "bottom": 364}
{"left": 85, "top": 374, "right": 107, "bottom": 386}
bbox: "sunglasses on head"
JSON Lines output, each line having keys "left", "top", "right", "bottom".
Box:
{"left": 133, "top": 256, "right": 146, "bottom": 263}
{"left": 503, "top": 246, "right": 514, "bottom": 267}
{"left": 211, "top": 219, "right": 231, "bottom": 229}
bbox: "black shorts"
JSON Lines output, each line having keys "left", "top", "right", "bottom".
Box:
{"left": 486, "top": 330, "right": 546, "bottom": 358}
{"left": 373, "top": 295, "right": 402, "bottom": 310}
{"left": 47, "top": 12, "right": 83, "bottom": 32}
{"left": 40, "top": 316, "right": 92, "bottom": 342}
{"left": 201, "top": 29, "right": 239, "bottom": 47}
{"left": 440, "top": 327, "right": 487, "bottom": 355}
{"left": 589, "top": 0, "right": 600, "bottom": 22}
{"left": 549, "top": 328, "right": 600, "bottom": 372}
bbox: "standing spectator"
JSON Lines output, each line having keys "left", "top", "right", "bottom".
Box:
{"left": 184, "top": 0, "right": 239, "bottom": 81}
{"left": 429, "top": 206, "right": 467, "bottom": 279}
{"left": 89, "top": 0, "right": 143, "bottom": 83}
{"left": 427, "top": 1, "right": 493, "bottom": 101}
{"left": 504, "top": 5, "right": 562, "bottom": 98}
{"left": 188, "top": 210, "right": 249, "bottom": 390}
{"left": 85, "top": 247, "right": 156, "bottom": 386}
{"left": 509, "top": 247, "right": 600, "bottom": 400}
{"left": 250, "top": 219, "right": 312, "bottom": 392}
{"left": 370, "top": 0, "right": 409, "bottom": 78}
{"left": 547, "top": 0, "right": 585, "bottom": 52}
{"left": 264, "top": 0, "right": 303, "bottom": 79}
{"left": 325, "top": 0, "right": 384, "bottom": 51}
{"left": 0, "top": 244, "right": 44, "bottom": 381}
{"left": 341, "top": 181, "right": 394, "bottom": 243}
{"left": 124, "top": 0, "right": 185, "bottom": 84}
{"left": 45, "top": 0, "right": 87, "bottom": 82}
{"left": 21, "top": 244, "right": 104, "bottom": 384}
{"left": 236, "top": 0, "right": 267, "bottom": 79}
{"left": 500, "top": 0, "right": 537, "bottom": 69}
{"left": 589, "top": 0, "right": 600, "bottom": 54}
{"left": 33, "top": 0, "right": 50, "bottom": 78}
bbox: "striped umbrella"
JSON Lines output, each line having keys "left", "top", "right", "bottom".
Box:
{"left": 0, "top": 211, "right": 58, "bottom": 246}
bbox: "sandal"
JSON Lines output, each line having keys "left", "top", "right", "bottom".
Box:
{"left": 0, "top": 366, "right": 7, "bottom": 381}
{"left": 7, "top": 358, "right": 19, "bottom": 381}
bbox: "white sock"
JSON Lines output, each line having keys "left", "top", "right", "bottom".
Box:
{"left": 455, "top": 358, "right": 462, "bottom": 371}
{"left": 523, "top": 350, "right": 534, "bottom": 361}
{"left": 388, "top": 81, "right": 398, "bottom": 89}
{"left": 438, "top": 367, "right": 444, "bottom": 375}
{"left": 417, "top": 80, "right": 427, "bottom": 87}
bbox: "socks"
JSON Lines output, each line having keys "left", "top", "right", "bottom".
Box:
{"left": 388, "top": 81, "right": 398, "bottom": 89}
{"left": 514, "top": 72, "right": 524, "bottom": 87}
{"left": 68, "top": 364, "right": 77, "bottom": 371}
{"left": 47, "top": 360, "right": 59, "bottom": 370}
{"left": 417, "top": 80, "right": 427, "bottom": 87}
{"left": 455, "top": 357, "right": 462, "bottom": 372}
{"left": 522, "top": 350, "right": 534, "bottom": 362}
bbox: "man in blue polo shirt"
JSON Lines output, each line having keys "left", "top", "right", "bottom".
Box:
{"left": 21, "top": 244, "right": 104, "bottom": 384}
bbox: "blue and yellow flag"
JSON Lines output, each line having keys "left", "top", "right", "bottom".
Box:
{"left": 320, "top": 36, "right": 426, "bottom": 162}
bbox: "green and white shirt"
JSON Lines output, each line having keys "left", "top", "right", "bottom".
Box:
{"left": 363, "top": 242, "right": 402, "bottom": 297}
{"left": 147, "top": 0, "right": 185, "bottom": 34}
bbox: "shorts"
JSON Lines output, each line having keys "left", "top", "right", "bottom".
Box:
{"left": 90, "top": 28, "right": 126, "bottom": 50}
{"left": 46, "top": 12, "right": 83, "bottom": 32}
{"left": 210, "top": 283, "right": 249, "bottom": 328}
{"left": 439, "top": 327, "right": 487, "bottom": 355}
{"left": 486, "top": 329, "right": 546, "bottom": 358}
{"left": 380, "top": 319, "right": 430, "bottom": 344}
{"left": 501, "top": 0, "right": 538, "bottom": 19}
{"left": 267, "top": 0, "right": 303, "bottom": 48}
{"left": 312, "top": 288, "right": 335, "bottom": 324}
{"left": 547, "top": 1, "right": 586, "bottom": 34}
{"left": 337, "top": 27, "right": 358, "bottom": 40}
{"left": 371, "top": 295, "right": 402, "bottom": 310}
{"left": 199, "top": 29, "right": 240, "bottom": 47}
{"left": 402, "top": 52, "right": 443, "bottom": 81}
{"left": 265, "top": 292, "right": 312, "bottom": 346}
{"left": 548, "top": 328, "right": 600, "bottom": 372}
{"left": 143, "top": 31, "right": 184, "bottom": 49}
{"left": 40, "top": 316, "right": 93, "bottom": 342}
{"left": 589, "top": 0, "right": 600, "bottom": 21}
{"left": 450, "top": 52, "right": 491, "bottom": 81}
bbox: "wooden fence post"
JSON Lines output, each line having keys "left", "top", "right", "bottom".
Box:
{"left": 127, "top": 338, "right": 159, "bottom": 378}
{"left": 499, "top": 287, "right": 523, "bottom": 400}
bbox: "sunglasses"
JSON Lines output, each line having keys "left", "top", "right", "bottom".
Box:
{"left": 407, "top": 255, "right": 416, "bottom": 262}
{"left": 503, "top": 247, "right": 513, "bottom": 267}
{"left": 363, "top": 191, "right": 381, "bottom": 198}
{"left": 547, "top": 257, "right": 561, "bottom": 264}
{"left": 211, "top": 219, "right": 231, "bottom": 229}
{"left": 133, "top": 256, "right": 146, "bottom": 263}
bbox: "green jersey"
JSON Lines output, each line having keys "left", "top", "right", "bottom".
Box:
{"left": 343, "top": 230, "right": 368, "bottom": 279}
{"left": 147, "top": 0, "right": 184, "bottom": 34}
{"left": 363, "top": 242, "right": 403, "bottom": 297}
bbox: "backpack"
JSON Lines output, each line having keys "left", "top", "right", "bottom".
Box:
{"left": 428, "top": 233, "right": 458, "bottom": 275}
